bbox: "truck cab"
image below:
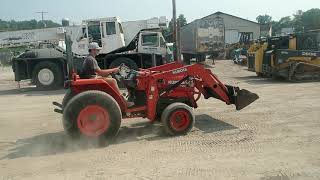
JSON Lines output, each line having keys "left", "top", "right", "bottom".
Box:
{"left": 73, "top": 17, "right": 170, "bottom": 58}
{"left": 138, "top": 31, "right": 169, "bottom": 57}
{"left": 73, "top": 17, "right": 126, "bottom": 55}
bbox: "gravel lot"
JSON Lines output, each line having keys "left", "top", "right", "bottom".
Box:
{"left": 0, "top": 60, "right": 319, "bottom": 180}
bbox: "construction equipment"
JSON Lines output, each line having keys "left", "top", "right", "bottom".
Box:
{"left": 226, "top": 32, "right": 253, "bottom": 65}
{"left": 247, "top": 36, "right": 290, "bottom": 76}
{"left": 3, "top": 17, "right": 173, "bottom": 89}
{"left": 247, "top": 31, "right": 320, "bottom": 81}
{"left": 232, "top": 48, "right": 249, "bottom": 65}
{"left": 271, "top": 50, "right": 320, "bottom": 81}
{"left": 53, "top": 62, "right": 258, "bottom": 140}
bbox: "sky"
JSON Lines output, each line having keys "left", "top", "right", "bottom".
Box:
{"left": 0, "top": 0, "right": 318, "bottom": 24}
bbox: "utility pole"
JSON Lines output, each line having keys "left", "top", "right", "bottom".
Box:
{"left": 172, "top": 0, "right": 181, "bottom": 62}
{"left": 36, "top": 11, "right": 48, "bottom": 28}
{"left": 172, "top": 0, "right": 177, "bottom": 61}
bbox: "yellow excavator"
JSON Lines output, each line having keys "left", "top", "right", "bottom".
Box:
{"left": 247, "top": 31, "right": 320, "bottom": 81}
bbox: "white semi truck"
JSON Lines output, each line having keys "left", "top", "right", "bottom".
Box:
{"left": 0, "top": 17, "right": 172, "bottom": 89}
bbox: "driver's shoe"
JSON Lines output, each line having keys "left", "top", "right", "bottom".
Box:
{"left": 127, "top": 101, "right": 135, "bottom": 108}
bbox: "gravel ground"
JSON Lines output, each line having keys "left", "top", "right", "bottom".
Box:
{"left": 0, "top": 60, "right": 319, "bottom": 180}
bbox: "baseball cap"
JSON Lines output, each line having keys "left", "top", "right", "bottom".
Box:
{"left": 88, "top": 42, "right": 102, "bottom": 50}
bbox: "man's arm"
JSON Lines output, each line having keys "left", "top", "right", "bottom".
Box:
{"left": 91, "top": 58, "right": 119, "bottom": 77}
{"left": 95, "top": 68, "right": 119, "bottom": 77}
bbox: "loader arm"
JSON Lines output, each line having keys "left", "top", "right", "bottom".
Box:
{"left": 153, "top": 63, "right": 259, "bottom": 110}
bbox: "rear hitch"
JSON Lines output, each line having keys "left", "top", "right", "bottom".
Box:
{"left": 53, "top": 102, "right": 63, "bottom": 114}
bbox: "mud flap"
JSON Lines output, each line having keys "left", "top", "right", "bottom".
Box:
{"left": 233, "top": 88, "right": 259, "bottom": 110}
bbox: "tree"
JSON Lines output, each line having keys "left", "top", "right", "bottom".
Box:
{"left": 301, "top": 8, "right": 320, "bottom": 30}
{"left": 178, "top": 14, "right": 187, "bottom": 27}
{"left": 168, "top": 14, "right": 187, "bottom": 32}
{"left": 278, "top": 16, "right": 293, "bottom": 27}
{"left": 163, "top": 14, "right": 188, "bottom": 41}
{"left": 292, "top": 10, "right": 304, "bottom": 33}
{"left": 256, "top": 14, "right": 272, "bottom": 24}
{"left": 0, "top": 19, "right": 61, "bottom": 31}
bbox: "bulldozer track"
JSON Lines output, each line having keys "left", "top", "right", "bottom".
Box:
{"left": 289, "top": 62, "right": 320, "bottom": 82}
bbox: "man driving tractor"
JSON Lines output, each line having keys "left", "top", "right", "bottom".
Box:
{"left": 82, "top": 42, "right": 121, "bottom": 92}
{"left": 82, "top": 42, "right": 135, "bottom": 106}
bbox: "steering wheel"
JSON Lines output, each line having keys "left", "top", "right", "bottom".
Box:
{"left": 114, "top": 64, "right": 139, "bottom": 82}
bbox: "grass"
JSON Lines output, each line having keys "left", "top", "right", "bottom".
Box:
{"left": 0, "top": 46, "right": 28, "bottom": 53}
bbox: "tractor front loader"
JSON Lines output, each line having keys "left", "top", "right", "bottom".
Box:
{"left": 53, "top": 62, "right": 259, "bottom": 141}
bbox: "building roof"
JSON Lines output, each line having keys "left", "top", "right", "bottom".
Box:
{"left": 201, "top": 11, "right": 260, "bottom": 25}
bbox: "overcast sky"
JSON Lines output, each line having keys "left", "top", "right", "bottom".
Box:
{"left": 0, "top": 0, "right": 318, "bottom": 24}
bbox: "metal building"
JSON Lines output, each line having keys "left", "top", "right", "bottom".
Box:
{"left": 200, "top": 12, "right": 261, "bottom": 45}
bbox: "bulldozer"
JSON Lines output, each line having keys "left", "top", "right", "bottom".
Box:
{"left": 247, "top": 30, "right": 320, "bottom": 81}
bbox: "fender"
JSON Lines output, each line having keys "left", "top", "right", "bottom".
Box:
{"left": 71, "top": 78, "right": 127, "bottom": 112}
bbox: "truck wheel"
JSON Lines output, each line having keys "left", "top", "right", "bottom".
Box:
{"left": 161, "top": 103, "right": 195, "bottom": 136}
{"left": 32, "top": 61, "right": 63, "bottom": 90}
{"left": 109, "top": 57, "right": 138, "bottom": 88}
{"left": 63, "top": 91, "right": 122, "bottom": 141}
{"left": 62, "top": 89, "right": 74, "bottom": 109}
{"left": 109, "top": 57, "right": 138, "bottom": 70}
{"left": 196, "top": 54, "right": 206, "bottom": 62}
{"left": 183, "top": 54, "right": 191, "bottom": 65}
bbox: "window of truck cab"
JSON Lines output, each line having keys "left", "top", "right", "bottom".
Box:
{"left": 142, "top": 33, "right": 159, "bottom": 47}
{"left": 106, "top": 22, "right": 116, "bottom": 35}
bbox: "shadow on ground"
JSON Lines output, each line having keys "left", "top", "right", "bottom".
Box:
{"left": 1, "top": 114, "right": 237, "bottom": 160}
{"left": 194, "top": 114, "right": 237, "bottom": 133}
{"left": 234, "top": 76, "right": 292, "bottom": 85}
{"left": 0, "top": 87, "right": 65, "bottom": 96}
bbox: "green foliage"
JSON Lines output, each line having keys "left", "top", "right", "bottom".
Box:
{"left": 257, "top": 8, "right": 320, "bottom": 36}
{"left": 256, "top": 15, "right": 272, "bottom": 24}
{"left": 178, "top": 14, "right": 188, "bottom": 27}
{"left": 0, "top": 19, "right": 61, "bottom": 32}
{"left": 301, "top": 8, "right": 320, "bottom": 30}
{"left": 163, "top": 14, "right": 188, "bottom": 41}
{"left": 168, "top": 14, "right": 188, "bottom": 32}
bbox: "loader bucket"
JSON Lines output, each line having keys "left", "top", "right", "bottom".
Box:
{"left": 204, "top": 85, "right": 259, "bottom": 110}
{"left": 234, "top": 89, "right": 259, "bottom": 110}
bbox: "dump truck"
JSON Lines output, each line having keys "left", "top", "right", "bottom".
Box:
{"left": 180, "top": 16, "right": 225, "bottom": 64}
{"left": 1, "top": 17, "right": 173, "bottom": 89}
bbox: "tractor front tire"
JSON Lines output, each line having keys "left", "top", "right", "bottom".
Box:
{"left": 32, "top": 61, "right": 63, "bottom": 90}
{"left": 63, "top": 91, "right": 122, "bottom": 141}
{"left": 161, "top": 103, "right": 195, "bottom": 136}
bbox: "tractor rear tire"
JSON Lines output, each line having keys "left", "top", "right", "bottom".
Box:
{"left": 161, "top": 103, "right": 195, "bottom": 136}
{"left": 63, "top": 90, "right": 122, "bottom": 141}
{"left": 32, "top": 61, "right": 63, "bottom": 90}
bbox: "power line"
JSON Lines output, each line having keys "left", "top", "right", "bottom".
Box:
{"left": 36, "top": 11, "right": 48, "bottom": 28}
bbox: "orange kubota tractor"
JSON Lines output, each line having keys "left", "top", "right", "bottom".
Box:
{"left": 53, "top": 62, "right": 259, "bottom": 142}
{"left": 52, "top": 32, "right": 259, "bottom": 143}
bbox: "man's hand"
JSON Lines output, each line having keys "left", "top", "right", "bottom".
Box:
{"left": 112, "top": 67, "right": 120, "bottom": 73}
